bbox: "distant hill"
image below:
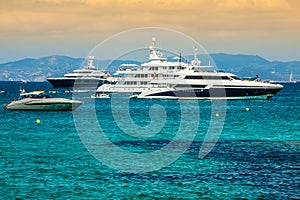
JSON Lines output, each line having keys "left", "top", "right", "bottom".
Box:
{"left": 186, "top": 53, "right": 300, "bottom": 81}
{"left": 0, "top": 56, "right": 140, "bottom": 82}
{"left": 0, "top": 54, "right": 299, "bottom": 81}
{"left": 210, "top": 54, "right": 300, "bottom": 81}
{"left": 0, "top": 56, "right": 83, "bottom": 82}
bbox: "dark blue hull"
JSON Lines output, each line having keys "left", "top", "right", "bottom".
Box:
{"left": 47, "top": 78, "right": 107, "bottom": 88}
{"left": 146, "top": 87, "right": 282, "bottom": 100}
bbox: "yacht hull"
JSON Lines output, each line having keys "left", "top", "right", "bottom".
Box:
{"left": 47, "top": 78, "right": 107, "bottom": 88}
{"left": 7, "top": 99, "right": 82, "bottom": 111}
{"left": 138, "top": 86, "right": 283, "bottom": 100}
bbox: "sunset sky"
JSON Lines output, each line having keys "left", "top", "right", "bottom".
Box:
{"left": 0, "top": 0, "right": 300, "bottom": 63}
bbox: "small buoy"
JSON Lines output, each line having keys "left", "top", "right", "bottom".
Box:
{"left": 36, "top": 119, "right": 41, "bottom": 124}
{"left": 215, "top": 113, "right": 220, "bottom": 117}
{"left": 245, "top": 107, "right": 250, "bottom": 112}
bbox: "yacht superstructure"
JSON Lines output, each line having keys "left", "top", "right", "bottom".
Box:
{"left": 96, "top": 38, "right": 194, "bottom": 94}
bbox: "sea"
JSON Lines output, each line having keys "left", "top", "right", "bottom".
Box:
{"left": 0, "top": 81, "right": 299, "bottom": 199}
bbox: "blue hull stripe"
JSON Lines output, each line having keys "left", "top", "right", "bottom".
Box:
{"left": 47, "top": 79, "right": 107, "bottom": 88}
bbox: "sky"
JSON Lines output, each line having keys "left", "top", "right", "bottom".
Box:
{"left": 0, "top": 0, "right": 300, "bottom": 63}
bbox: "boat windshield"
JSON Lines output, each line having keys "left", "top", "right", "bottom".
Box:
{"left": 20, "top": 93, "right": 51, "bottom": 99}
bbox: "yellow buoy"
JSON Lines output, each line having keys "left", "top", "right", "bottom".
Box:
{"left": 245, "top": 107, "right": 250, "bottom": 112}
{"left": 215, "top": 113, "right": 220, "bottom": 117}
{"left": 36, "top": 119, "right": 41, "bottom": 124}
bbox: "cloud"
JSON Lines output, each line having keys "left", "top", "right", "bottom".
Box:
{"left": 216, "top": 0, "right": 290, "bottom": 12}
{"left": 0, "top": 0, "right": 299, "bottom": 62}
{"left": 0, "top": 0, "right": 299, "bottom": 41}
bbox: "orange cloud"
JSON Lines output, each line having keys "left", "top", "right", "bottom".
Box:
{"left": 0, "top": 0, "right": 299, "bottom": 41}
{"left": 216, "top": 0, "right": 290, "bottom": 12}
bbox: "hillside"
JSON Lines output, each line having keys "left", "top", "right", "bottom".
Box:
{"left": 210, "top": 54, "right": 300, "bottom": 80}
{"left": 0, "top": 54, "right": 299, "bottom": 81}
{"left": 0, "top": 56, "right": 140, "bottom": 82}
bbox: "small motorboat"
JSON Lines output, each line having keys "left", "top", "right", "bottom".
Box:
{"left": 91, "top": 93, "right": 110, "bottom": 99}
{"left": 6, "top": 90, "right": 82, "bottom": 111}
{"left": 0, "top": 90, "right": 7, "bottom": 94}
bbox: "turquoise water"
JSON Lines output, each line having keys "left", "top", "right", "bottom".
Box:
{"left": 0, "top": 81, "right": 299, "bottom": 199}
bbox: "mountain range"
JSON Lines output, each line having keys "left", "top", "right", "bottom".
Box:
{"left": 0, "top": 54, "right": 299, "bottom": 81}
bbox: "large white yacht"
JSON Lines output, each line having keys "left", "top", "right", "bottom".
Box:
{"left": 96, "top": 38, "right": 194, "bottom": 94}
{"left": 137, "top": 70, "right": 283, "bottom": 100}
{"left": 47, "top": 56, "right": 110, "bottom": 88}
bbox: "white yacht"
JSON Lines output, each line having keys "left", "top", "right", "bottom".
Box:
{"left": 96, "top": 38, "right": 194, "bottom": 94}
{"left": 6, "top": 90, "right": 82, "bottom": 111}
{"left": 269, "top": 71, "right": 297, "bottom": 84}
{"left": 47, "top": 56, "right": 110, "bottom": 88}
{"left": 137, "top": 70, "right": 283, "bottom": 100}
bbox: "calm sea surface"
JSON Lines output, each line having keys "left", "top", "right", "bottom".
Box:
{"left": 0, "top": 81, "right": 299, "bottom": 199}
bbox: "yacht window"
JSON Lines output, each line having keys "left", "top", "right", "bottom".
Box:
{"left": 185, "top": 76, "right": 203, "bottom": 79}
{"left": 184, "top": 76, "right": 231, "bottom": 80}
{"left": 177, "top": 66, "right": 185, "bottom": 70}
{"left": 221, "top": 76, "right": 231, "bottom": 80}
{"left": 149, "top": 67, "right": 158, "bottom": 71}
{"left": 175, "top": 84, "right": 206, "bottom": 88}
{"left": 231, "top": 76, "right": 241, "bottom": 80}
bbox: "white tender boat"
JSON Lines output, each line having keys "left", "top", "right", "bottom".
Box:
{"left": 6, "top": 91, "right": 82, "bottom": 111}
{"left": 91, "top": 93, "right": 110, "bottom": 99}
{"left": 72, "top": 89, "right": 90, "bottom": 93}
